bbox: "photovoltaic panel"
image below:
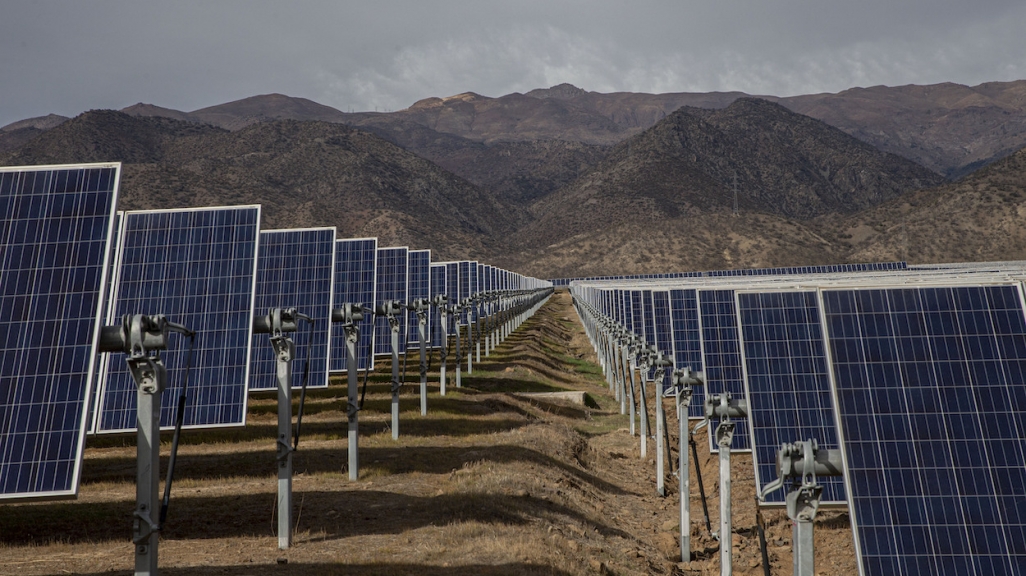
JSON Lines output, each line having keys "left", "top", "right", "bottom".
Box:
{"left": 249, "top": 228, "right": 335, "bottom": 391}
{"left": 669, "top": 288, "right": 705, "bottom": 419}
{"left": 445, "top": 262, "right": 459, "bottom": 303}
{"left": 699, "top": 289, "right": 752, "bottom": 452}
{"left": 406, "top": 249, "right": 430, "bottom": 345}
{"left": 822, "top": 285, "right": 1026, "bottom": 575}
{"left": 652, "top": 290, "right": 674, "bottom": 391}
{"left": 374, "top": 247, "right": 408, "bottom": 356}
{"left": 96, "top": 205, "right": 260, "bottom": 434}
{"left": 470, "top": 262, "right": 480, "bottom": 325}
{"left": 458, "top": 261, "right": 473, "bottom": 325}
{"left": 330, "top": 238, "right": 376, "bottom": 372}
{"left": 429, "top": 263, "right": 446, "bottom": 348}
{"left": 630, "top": 290, "right": 645, "bottom": 342}
{"left": 735, "top": 290, "right": 845, "bottom": 505}
{"left": 642, "top": 290, "right": 656, "bottom": 348}
{"left": 0, "top": 163, "right": 120, "bottom": 501}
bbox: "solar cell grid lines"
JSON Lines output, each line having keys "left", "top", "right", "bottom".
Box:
{"left": 669, "top": 288, "right": 705, "bottom": 419}
{"left": 96, "top": 205, "right": 260, "bottom": 434}
{"left": 249, "top": 228, "right": 335, "bottom": 391}
{"left": 0, "top": 163, "right": 120, "bottom": 500}
{"left": 735, "top": 289, "right": 846, "bottom": 505}
{"left": 330, "top": 238, "right": 377, "bottom": 372}
{"left": 406, "top": 250, "right": 430, "bottom": 345}
{"left": 445, "top": 262, "right": 459, "bottom": 304}
{"left": 374, "top": 247, "right": 408, "bottom": 356}
{"left": 821, "top": 284, "right": 1026, "bottom": 575}
{"left": 699, "top": 289, "right": 752, "bottom": 451}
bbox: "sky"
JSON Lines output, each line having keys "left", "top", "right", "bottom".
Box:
{"left": 2, "top": 0, "right": 1025, "bottom": 127}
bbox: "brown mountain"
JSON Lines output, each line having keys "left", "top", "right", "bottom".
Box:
{"left": 814, "top": 144, "right": 1026, "bottom": 264}
{"left": 0, "top": 114, "right": 71, "bottom": 155}
{"left": 187, "top": 94, "right": 350, "bottom": 131}
{"left": 0, "top": 110, "right": 518, "bottom": 259}
{"left": 513, "top": 98, "right": 944, "bottom": 255}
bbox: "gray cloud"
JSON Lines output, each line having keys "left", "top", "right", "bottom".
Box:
{"left": 2, "top": 0, "right": 1025, "bottom": 126}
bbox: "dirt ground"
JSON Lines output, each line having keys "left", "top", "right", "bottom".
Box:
{"left": 0, "top": 291, "right": 856, "bottom": 575}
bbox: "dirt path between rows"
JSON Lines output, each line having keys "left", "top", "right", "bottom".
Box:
{"left": 0, "top": 291, "right": 855, "bottom": 575}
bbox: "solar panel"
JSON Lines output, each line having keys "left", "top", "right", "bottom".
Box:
{"left": 458, "top": 261, "right": 473, "bottom": 325}
{"left": 669, "top": 288, "right": 705, "bottom": 419}
{"left": 821, "top": 284, "right": 1026, "bottom": 575}
{"left": 699, "top": 289, "right": 752, "bottom": 452}
{"left": 429, "top": 263, "right": 447, "bottom": 348}
{"left": 652, "top": 290, "right": 674, "bottom": 391}
{"left": 642, "top": 290, "right": 656, "bottom": 349}
{"left": 630, "top": 290, "right": 645, "bottom": 342}
{"left": 96, "top": 206, "right": 260, "bottom": 434}
{"left": 249, "top": 228, "right": 335, "bottom": 391}
{"left": 0, "top": 163, "right": 120, "bottom": 500}
{"left": 374, "top": 247, "right": 408, "bottom": 356}
{"left": 87, "top": 211, "right": 123, "bottom": 434}
{"left": 330, "top": 238, "right": 377, "bottom": 372}
{"left": 406, "top": 249, "right": 430, "bottom": 345}
{"left": 735, "top": 290, "right": 846, "bottom": 505}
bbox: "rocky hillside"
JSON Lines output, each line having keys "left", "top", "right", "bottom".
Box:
{"left": 0, "top": 111, "right": 521, "bottom": 259}
{"left": 514, "top": 98, "right": 944, "bottom": 252}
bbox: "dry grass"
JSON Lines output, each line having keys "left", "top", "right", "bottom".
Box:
{"left": 0, "top": 292, "right": 855, "bottom": 576}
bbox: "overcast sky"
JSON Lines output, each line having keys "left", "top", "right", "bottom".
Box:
{"left": 2, "top": 0, "right": 1025, "bottom": 127}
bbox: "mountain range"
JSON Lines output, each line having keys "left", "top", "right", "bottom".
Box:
{"left": 3, "top": 80, "right": 1026, "bottom": 277}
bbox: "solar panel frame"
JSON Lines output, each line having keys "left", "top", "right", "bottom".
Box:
{"left": 735, "top": 288, "right": 846, "bottom": 506}
{"left": 373, "top": 246, "right": 409, "bottom": 356}
{"left": 249, "top": 227, "right": 336, "bottom": 391}
{"left": 820, "top": 282, "right": 1026, "bottom": 575}
{"left": 330, "top": 237, "right": 377, "bottom": 372}
{"left": 95, "top": 205, "right": 261, "bottom": 434}
{"left": 0, "top": 163, "right": 121, "bottom": 501}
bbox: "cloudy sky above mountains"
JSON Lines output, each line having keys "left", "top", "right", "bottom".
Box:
{"left": 2, "top": 0, "right": 1025, "bottom": 126}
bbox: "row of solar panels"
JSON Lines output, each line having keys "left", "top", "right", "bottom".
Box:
{"left": 548, "top": 262, "right": 908, "bottom": 286}
{"left": 0, "top": 163, "right": 550, "bottom": 502}
{"left": 570, "top": 262, "right": 1026, "bottom": 575}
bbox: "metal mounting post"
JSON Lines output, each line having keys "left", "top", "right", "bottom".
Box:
{"left": 704, "top": 391, "right": 748, "bottom": 576}
{"left": 627, "top": 343, "right": 638, "bottom": 436}
{"left": 99, "top": 314, "right": 192, "bottom": 576}
{"left": 333, "top": 304, "right": 365, "bottom": 481}
{"left": 652, "top": 353, "right": 673, "bottom": 497}
{"left": 454, "top": 303, "right": 462, "bottom": 388}
{"left": 666, "top": 368, "right": 703, "bottom": 562}
{"left": 434, "top": 295, "right": 449, "bottom": 396}
{"left": 466, "top": 298, "right": 474, "bottom": 374}
{"left": 253, "top": 308, "right": 311, "bottom": 550}
{"left": 409, "top": 299, "right": 430, "bottom": 416}
{"left": 759, "top": 440, "right": 843, "bottom": 576}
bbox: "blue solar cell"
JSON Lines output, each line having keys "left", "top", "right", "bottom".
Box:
{"left": 249, "top": 228, "right": 335, "bottom": 391}
{"left": 0, "top": 164, "right": 120, "bottom": 500}
{"left": 699, "top": 289, "right": 752, "bottom": 452}
{"left": 458, "top": 261, "right": 474, "bottom": 325}
{"left": 822, "top": 285, "right": 1026, "bottom": 575}
{"left": 374, "top": 247, "right": 408, "bottom": 356}
{"left": 642, "top": 290, "right": 656, "bottom": 348}
{"left": 630, "top": 290, "right": 645, "bottom": 341}
{"left": 429, "top": 263, "right": 446, "bottom": 348}
{"left": 652, "top": 290, "right": 674, "bottom": 391}
{"left": 736, "top": 290, "right": 846, "bottom": 505}
{"left": 669, "top": 288, "right": 705, "bottom": 419}
{"left": 330, "top": 238, "right": 377, "bottom": 372}
{"left": 96, "top": 205, "right": 260, "bottom": 434}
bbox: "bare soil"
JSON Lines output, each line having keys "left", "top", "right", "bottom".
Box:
{"left": 0, "top": 291, "right": 856, "bottom": 575}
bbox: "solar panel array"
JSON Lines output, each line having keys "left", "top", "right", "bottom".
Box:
{"left": 330, "top": 238, "right": 376, "bottom": 371}
{"left": 250, "top": 228, "right": 335, "bottom": 391}
{"left": 0, "top": 164, "right": 121, "bottom": 500}
{"left": 97, "top": 206, "right": 260, "bottom": 433}
{"left": 571, "top": 261, "right": 1026, "bottom": 576}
